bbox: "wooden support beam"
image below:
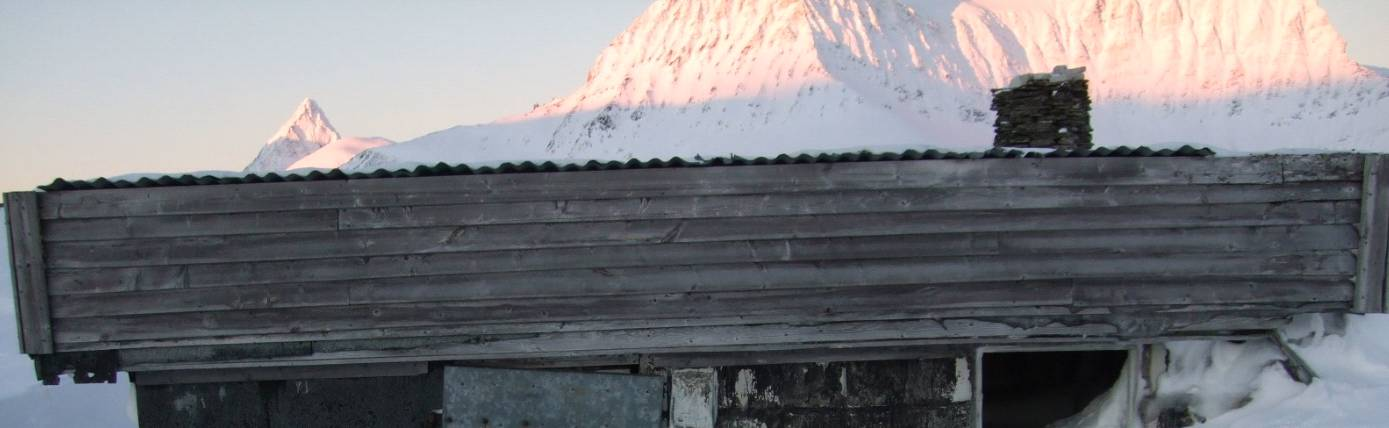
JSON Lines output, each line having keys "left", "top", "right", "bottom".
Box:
{"left": 1356, "top": 154, "right": 1389, "bottom": 313}
{"left": 111, "top": 309, "right": 1306, "bottom": 372}
{"left": 5, "top": 192, "right": 53, "bottom": 354}
{"left": 130, "top": 362, "right": 428, "bottom": 386}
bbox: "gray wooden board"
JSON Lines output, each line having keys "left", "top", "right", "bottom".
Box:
{"left": 131, "top": 362, "right": 428, "bottom": 385}
{"left": 442, "top": 366, "right": 664, "bottom": 428}
{"left": 111, "top": 313, "right": 1329, "bottom": 372}
{"left": 46, "top": 224, "right": 1359, "bottom": 294}
{"left": 61, "top": 306, "right": 1101, "bottom": 352}
{"left": 43, "top": 201, "right": 1360, "bottom": 269}
{"left": 118, "top": 334, "right": 1265, "bottom": 373}
{"left": 1355, "top": 155, "right": 1389, "bottom": 313}
{"left": 461, "top": 355, "right": 643, "bottom": 370}
{"left": 49, "top": 266, "right": 189, "bottom": 295}
{"left": 42, "top": 209, "right": 339, "bottom": 242}
{"left": 113, "top": 309, "right": 1319, "bottom": 371}
{"left": 51, "top": 276, "right": 1351, "bottom": 343}
{"left": 30, "top": 183, "right": 1360, "bottom": 243}
{"left": 649, "top": 345, "right": 974, "bottom": 369}
{"left": 4, "top": 192, "right": 53, "bottom": 354}
{"left": 37, "top": 155, "right": 1361, "bottom": 219}
{"left": 1281, "top": 153, "right": 1365, "bottom": 182}
{"left": 62, "top": 301, "right": 1347, "bottom": 353}
{"left": 46, "top": 251, "right": 1357, "bottom": 318}
{"left": 336, "top": 183, "right": 1360, "bottom": 230}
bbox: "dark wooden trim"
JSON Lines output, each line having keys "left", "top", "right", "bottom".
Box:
{"left": 1356, "top": 154, "right": 1389, "bottom": 313}
{"left": 130, "top": 362, "right": 428, "bottom": 385}
{"left": 648, "top": 345, "right": 976, "bottom": 369}
{"left": 5, "top": 192, "right": 53, "bottom": 354}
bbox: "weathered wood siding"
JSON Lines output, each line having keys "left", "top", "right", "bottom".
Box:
{"left": 6, "top": 154, "right": 1379, "bottom": 372}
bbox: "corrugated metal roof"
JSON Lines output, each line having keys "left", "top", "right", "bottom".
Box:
{"left": 39, "top": 145, "right": 1214, "bottom": 192}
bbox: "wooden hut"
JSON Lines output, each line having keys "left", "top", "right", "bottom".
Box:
{"left": 6, "top": 147, "right": 1386, "bottom": 427}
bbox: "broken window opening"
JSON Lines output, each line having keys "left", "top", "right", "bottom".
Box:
{"left": 980, "top": 350, "right": 1129, "bottom": 428}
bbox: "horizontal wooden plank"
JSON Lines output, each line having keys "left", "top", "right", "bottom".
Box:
{"left": 64, "top": 300, "right": 1346, "bottom": 354}
{"left": 338, "top": 182, "right": 1361, "bottom": 230}
{"left": 1282, "top": 153, "right": 1365, "bottom": 182}
{"left": 303, "top": 309, "right": 1292, "bottom": 357}
{"left": 47, "top": 251, "right": 1356, "bottom": 318}
{"left": 42, "top": 210, "right": 339, "bottom": 242}
{"left": 59, "top": 306, "right": 1092, "bottom": 352}
{"left": 52, "top": 280, "right": 352, "bottom": 318}
{"left": 131, "top": 362, "right": 428, "bottom": 385}
{"left": 647, "top": 345, "right": 976, "bottom": 369}
{"left": 44, "top": 201, "right": 1360, "bottom": 269}
{"left": 49, "top": 266, "right": 188, "bottom": 294}
{"left": 45, "top": 224, "right": 1359, "bottom": 294}
{"left": 38, "top": 155, "right": 1361, "bottom": 219}
{"left": 114, "top": 308, "right": 1326, "bottom": 371}
{"left": 52, "top": 275, "right": 1350, "bottom": 343}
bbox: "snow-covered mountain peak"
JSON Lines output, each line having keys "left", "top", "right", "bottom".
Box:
{"left": 347, "top": 0, "right": 1389, "bottom": 171}
{"left": 245, "top": 98, "right": 346, "bottom": 172}
{"left": 269, "top": 98, "right": 340, "bottom": 147}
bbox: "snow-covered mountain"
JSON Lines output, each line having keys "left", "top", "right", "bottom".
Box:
{"left": 346, "top": 0, "right": 1389, "bottom": 170}
{"left": 244, "top": 98, "right": 394, "bottom": 172}
{"left": 287, "top": 136, "right": 394, "bottom": 170}
{"left": 245, "top": 98, "right": 341, "bottom": 172}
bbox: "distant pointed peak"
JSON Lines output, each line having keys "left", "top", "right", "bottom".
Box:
{"left": 268, "top": 97, "right": 340, "bottom": 146}
{"left": 295, "top": 97, "right": 323, "bottom": 115}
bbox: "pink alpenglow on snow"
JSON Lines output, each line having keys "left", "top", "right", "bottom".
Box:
{"left": 244, "top": 98, "right": 341, "bottom": 172}
{"left": 342, "top": 0, "right": 1389, "bottom": 172}
{"left": 287, "top": 137, "right": 395, "bottom": 170}
{"left": 243, "top": 99, "right": 394, "bottom": 172}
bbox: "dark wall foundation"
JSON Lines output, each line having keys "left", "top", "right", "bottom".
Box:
{"left": 981, "top": 350, "right": 1128, "bottom": 428}
{"left": 131, "top": 351, "right": 1138, "bottom": 428}
{"left": 135, "top": 372, "right": 443, "bottom": 428}
{"left": 715, "top": 358, "right": 973, "bottom": 428}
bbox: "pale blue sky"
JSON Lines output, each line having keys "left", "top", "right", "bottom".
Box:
{"left": 0, "top": 0, "right": 1385, "bottom": 192}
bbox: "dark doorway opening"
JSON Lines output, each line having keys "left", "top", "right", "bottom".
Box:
{"left": 981, "top": 350, "right": 1128, "bottom": 428}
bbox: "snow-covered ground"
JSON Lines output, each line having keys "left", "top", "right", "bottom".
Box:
{"left": 1177, "top": 314, "right": 1389, "bottom": 427}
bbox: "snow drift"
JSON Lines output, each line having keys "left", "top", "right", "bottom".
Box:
{"left": 287, "top": 136, "right": 394, "bottom": 170}
{"left": 345, "top": 0, "right": 1389, "bottom": 171}
{"left": 1153, "top": 314, "right": 1389, "bottom": 427}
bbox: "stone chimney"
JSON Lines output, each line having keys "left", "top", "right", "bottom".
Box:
{"left": 990, "top": 65, "right": 1093, "bottom": 150}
